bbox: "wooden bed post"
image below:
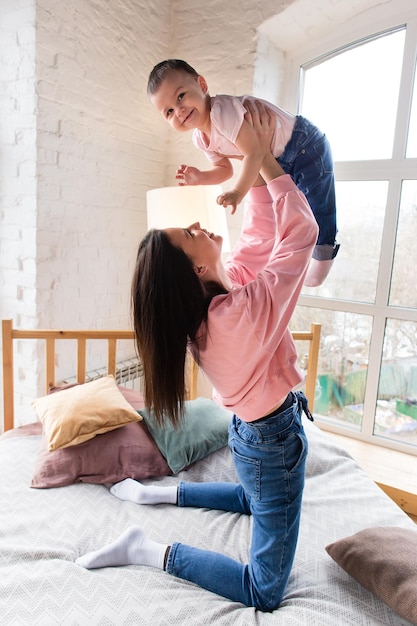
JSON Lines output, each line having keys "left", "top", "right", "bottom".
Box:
{"left": 2, "top": 319, "right": 14, "bottom": 432}
{"left": 305, "top": 323, "right": 321, "bottom": 413}
{"left": 290, "top": 323, "right": 321, "bottom": 413}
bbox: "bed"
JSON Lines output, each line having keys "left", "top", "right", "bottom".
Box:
{"left": 1, "top": 319, "right": 416, "bottom": 626}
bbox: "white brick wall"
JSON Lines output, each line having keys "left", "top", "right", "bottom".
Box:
{"left": 0, "top": 0, "right": 38, "bottom": 420}
{"left": 0, "top": 0, "right": 397, "bottom": 424}
{"left": 0, "top": 0, "right": 37, "bottom": 322}
{"left": 34, "top": 0, "right": 172, "bottom": 332}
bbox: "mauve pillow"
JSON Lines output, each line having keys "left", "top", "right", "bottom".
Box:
{"left": 30, "top": 385, "right": 172, "bottom": 488}
{"left": 31, "top": 420, "right": 172, "bottom": 488}
{"left": 0, "top": 422, "right": 43, "bottom": 440}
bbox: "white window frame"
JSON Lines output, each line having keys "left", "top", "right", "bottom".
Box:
{"left": 281, "top": 3, "right": 417, "bottom": 454}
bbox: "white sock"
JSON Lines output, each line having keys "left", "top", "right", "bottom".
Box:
{"left": 110, "top": 478, "right": 178, "bottom": 505}
{"left": 75, "top": 526, "right": 168, "bottom": 570}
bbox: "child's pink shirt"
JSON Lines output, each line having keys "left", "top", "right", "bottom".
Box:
{"left": 192, "top": 95, "right": 296, "bottom": 164}
{"left": 188, "top": 175, "right": 318, "bottom": 422}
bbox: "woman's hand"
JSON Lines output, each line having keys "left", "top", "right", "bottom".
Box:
{"left": 244, "top": 100, "right": 286, "bottom": 183}
{"left": 243, "top": 101, "right": 275, "bottom": 157}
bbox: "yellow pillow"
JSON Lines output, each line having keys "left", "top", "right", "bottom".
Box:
{"left": 32, "top": 375, "right": 142, "bottom": 451}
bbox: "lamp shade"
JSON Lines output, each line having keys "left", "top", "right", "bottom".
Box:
{"left": 146, "top": 185, "right": 230, "bottom": 252}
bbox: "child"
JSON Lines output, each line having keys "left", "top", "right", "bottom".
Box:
{"left": 147, "top": 59, "right": 339, "bottom": 287}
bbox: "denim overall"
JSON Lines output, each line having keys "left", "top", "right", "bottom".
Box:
{"left": 278, "top": 115, "right": 339, "bottom": 260}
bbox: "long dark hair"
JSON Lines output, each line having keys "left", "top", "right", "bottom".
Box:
{"left": 131, "top": 229, "right": 226, "bottom": 427}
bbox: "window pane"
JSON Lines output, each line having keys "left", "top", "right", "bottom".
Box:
{"left": 406, "top": 63, "right": 417, "bottom": 157}
{"left": 301, "top": 29, "right": 405, "bottom": 161}
{"left": 302, "top": 180, "right": 388, "bottom": 302}
{"left": 291, "top": 306, "right": 373, "bottom": 430}
{"left": 389, "top": 180, "right": 417, "bottom": 308}
{"left": 376, "top": 319, "right": 417, "bottom": 446}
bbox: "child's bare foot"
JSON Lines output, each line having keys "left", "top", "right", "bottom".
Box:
{"left": 304, "top": 258, "right": 334, "bottom": 287}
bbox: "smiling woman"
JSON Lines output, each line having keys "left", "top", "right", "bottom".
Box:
{"left": 118, "top": 103, "right": 321, "bottom": 609}
{"left": 164, "top": 223, "right": 229, "bottom": 286}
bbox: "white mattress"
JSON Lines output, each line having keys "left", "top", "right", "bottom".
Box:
{"left": 0, "top": 419, "right": 414, "bottom": 625}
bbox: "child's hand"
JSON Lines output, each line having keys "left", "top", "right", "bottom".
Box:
{"left": 216, "top": 189, "right": 243, "bottom": 215}
{"left": 176, "top": 164, "right": 202, "bottom": 186}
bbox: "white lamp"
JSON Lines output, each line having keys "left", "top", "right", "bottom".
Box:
{"left": 146, "top": 185, "right": 230, "bottom": 252}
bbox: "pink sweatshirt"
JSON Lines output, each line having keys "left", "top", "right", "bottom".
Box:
{"left": 189, "top": 175, "right": 318, "bottom": 422}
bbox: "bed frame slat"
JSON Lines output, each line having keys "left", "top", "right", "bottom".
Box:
{"left": 77, "top": 338, "right": 87, "bottom": 383}
{"left": 107, "top": 338, "right": 117, "bottom": 377}
{"left": 46, "top": 338, "right": 56, "bottom": 389}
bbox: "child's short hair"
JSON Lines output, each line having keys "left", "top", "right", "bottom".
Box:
{"left": 147, "top": 59, "right": 199, "bottom": 95}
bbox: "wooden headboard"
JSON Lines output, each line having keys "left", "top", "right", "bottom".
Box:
{"left": 2, "top": 319, "right": 321, "bottom": 432}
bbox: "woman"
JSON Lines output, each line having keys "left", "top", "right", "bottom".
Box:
{"left": 76, "top": 103, "right": 319, "bottom": 612}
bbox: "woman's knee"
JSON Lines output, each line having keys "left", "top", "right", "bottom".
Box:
{"left": 251, "top": 587, "right": 285, "bottom": 612}
{"left": 246, "top": 569, "right": 287, "bottom": 612}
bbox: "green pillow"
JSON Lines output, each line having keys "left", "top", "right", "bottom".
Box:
{"left": 139, "top": 397, "right": 232, "bottom": 474}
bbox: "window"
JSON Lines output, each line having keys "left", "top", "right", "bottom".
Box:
{"left": 291, "top": 20, "right": 417, "bottom": 453}
{"left": 301, "top": 29, "right": 405, "bottom": 161}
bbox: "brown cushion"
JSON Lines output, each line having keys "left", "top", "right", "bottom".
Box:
{"left": 326, "top": 526, "right": 417, "bottom": 624}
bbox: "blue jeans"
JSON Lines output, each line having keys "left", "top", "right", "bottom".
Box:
{"left": 166, "top": 392, "right": 312, "bottom": 611}
{"left": 278, "top": 115, "right": 339, "bottom": 260}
